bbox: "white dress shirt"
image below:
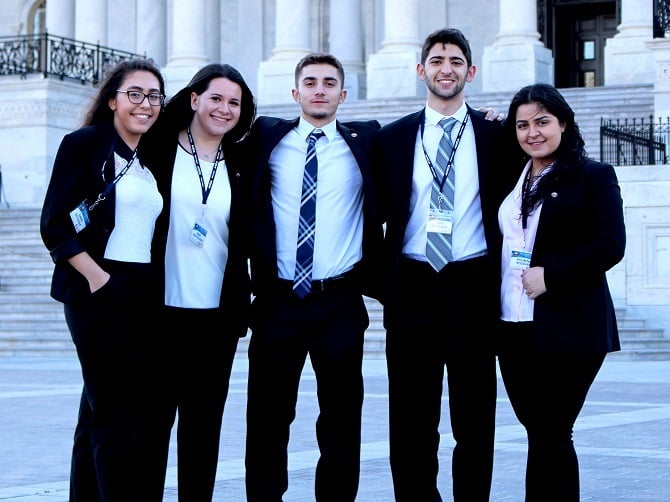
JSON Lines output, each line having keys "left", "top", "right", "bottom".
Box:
{"left": 403, "top": 103, "right": 487, "bottom": 262}
{"left": 270, "top": 119, "right": 364, "bottom": 280}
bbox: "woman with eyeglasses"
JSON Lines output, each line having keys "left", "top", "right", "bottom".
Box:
{"left": 40, "top": 59, "right": 166, "bottom": 501}
{"left": 142, "top": 63, "right": 256, "bottom": 500}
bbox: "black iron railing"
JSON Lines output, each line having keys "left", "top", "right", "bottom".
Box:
{"left": 600, "top": 116, "right": 669, "bottom": 166}
{"left": 655, "top": 0, "right": 670, "bottom": 37}
{"left": 0, "top": 32, "right": 146, "bottom": 84}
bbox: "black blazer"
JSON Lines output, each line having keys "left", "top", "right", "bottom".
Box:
{"left": 526, "top": 158, "right": 625, "bottom": 352}
{"left": 244, "top": 115, "right": 384, "bottom": 301}
{"left": 372, "top": 105, "right": 517, "bottom": 319}
{"left": 147, "top": 127, "right": 251, "bottom": 339}
{"left": 41, "top": 121, "right": 141, "bottom": 304}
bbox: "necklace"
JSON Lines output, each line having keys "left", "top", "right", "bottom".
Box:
{"left": 199, "top": 146, "right": 221, "bottom": 161}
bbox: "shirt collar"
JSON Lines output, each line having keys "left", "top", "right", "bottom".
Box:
{"left": 424, "top": 102, "right": 468, "bottom": 128}
{"left": 297, "top": 118, "right": 337, "bottom": 142}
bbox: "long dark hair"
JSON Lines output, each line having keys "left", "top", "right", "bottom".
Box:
{"left": 162, "top": 63, "right": 256, "bottom": 145}
{"left": 504, "top": 83, "right": 588, "bottom": 218}
{"left": 505, "top": 83, "right": 587, "bottom": 170}
{"left": 82, "top": 59, "right": 165, "bottom": 127}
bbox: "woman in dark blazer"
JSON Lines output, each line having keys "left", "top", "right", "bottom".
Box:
{"left": 40, "top": 59, "right": 166, "bottom": 501}
{"left": 143, "top": 63, "right": 255, "bottom": 501}
{"left": 497, "top": 83, "right": 626, "bottom": 501}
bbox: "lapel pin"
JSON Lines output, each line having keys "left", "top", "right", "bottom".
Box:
{"left": 551, "top": 192, "right": 558, "bottom": 198}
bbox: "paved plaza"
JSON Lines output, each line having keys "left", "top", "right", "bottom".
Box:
{"left": 0, "top": 353, "right": 669, "bottom": 501}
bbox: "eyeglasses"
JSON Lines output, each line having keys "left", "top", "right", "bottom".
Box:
{"left": 116, "top": 89, "right": 165, "bottom": 106}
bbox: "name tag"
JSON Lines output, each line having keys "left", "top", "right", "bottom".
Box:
{"left": 510, "top": 249, "right": 531, "bottom": 270}
{"left": 69, "top": 201, "right": 90, "bottom": 233}
{"left": 427, "top": 208, "right": 453, "bottom": 234}
{"left": 190, "top": 221, "right": 207, "bottom": 247}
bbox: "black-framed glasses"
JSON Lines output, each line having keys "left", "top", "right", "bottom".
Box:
{"left": 116, "top": 89, "right": 165, "bottom": 106}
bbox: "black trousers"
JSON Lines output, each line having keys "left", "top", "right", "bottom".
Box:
{"left": 245, "top": 282, "right": 368, "bottom": 501}
{"left": 385, "top": 256, "right": 498, "bottom": 502}
{"left": 151, "top": 306, "right": 240, "bottom": 502}
{"left": 497, "top": 321, "right": 606, "bottom": 502}
{"left": 63, "top": 261, "right": 162, "bottom": 502}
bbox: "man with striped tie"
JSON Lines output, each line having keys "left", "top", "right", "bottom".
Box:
{"left": 371, "top": 28, "right": 518, "bottom": 501}
{"left": 243, "top": 53, "right": 383, "bottom": 501}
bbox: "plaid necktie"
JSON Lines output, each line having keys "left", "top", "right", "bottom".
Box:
{"left": 293, "top": 129, "right": 325, "bottom": 298}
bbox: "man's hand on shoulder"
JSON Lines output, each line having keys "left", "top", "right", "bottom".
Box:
{"left": 478, "top": 106, "right": 506, "bottom": 122}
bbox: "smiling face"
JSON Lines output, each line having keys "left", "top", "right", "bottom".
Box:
{"left": 189, "top": 77, "right": 242, "bottom": 142}
{"left": 515, "top": 101, "right": 566, "bottom": 171}
{"left": 418, "top": 42, "right": 476, "bottom": 114}
{"left": 109, "top": 70, "right": 162, "bottom": 149}
{"left": 292, "top": 63, "right": 346, "bottom": 127}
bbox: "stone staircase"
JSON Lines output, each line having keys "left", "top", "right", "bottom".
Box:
{"left": 0, "top": 208, "right": 387, "bottom": 358}
{"left": 1, "top": 208, "right": 668, "bottom": 360}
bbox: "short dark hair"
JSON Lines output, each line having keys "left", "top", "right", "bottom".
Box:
{"left": 83, "top": 58, "right": 165, "bottom": 127}
{"left": 294, "top": 52, "right": 345, "bottom": 88}
{"left": 162, "top": 63, "right": 256, "bottom": 144}
{"left": 421, "top": 28, "right": 473, "bottom": 67}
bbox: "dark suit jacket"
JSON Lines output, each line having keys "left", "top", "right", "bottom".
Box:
{"left": 244, "top": 115, "right": 383, "bottom": 301}
{"left": 527, "top": 158, "right": 625, "bottom": 352}
{"left": 147, "top": 127, "right": 251, "bottom": 339}
{"left": 372, "top": 105, "right": 517, "bottom": 325}
{"left": 41, "top": 121, "right": 137, "bottom": 304}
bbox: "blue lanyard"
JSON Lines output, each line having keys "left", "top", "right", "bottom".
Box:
{"left": 420, "top": 112, "right": 469, "bottom": 193}
{"left": 186, "top": 127, "right": 223, "bottom": 205}
{"left": 88, "top": 140, "right": 138, "bottom": 211}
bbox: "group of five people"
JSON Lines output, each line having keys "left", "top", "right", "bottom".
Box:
{"left": 40, "top": 27, "right": 625, "bottom": 502}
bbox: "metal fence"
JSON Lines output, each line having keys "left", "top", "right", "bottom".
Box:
{"left": 600, "top": 116, "right": 670, "bottom": 166}
{"left": 655, "top": 0, "right": 670, "bottom": 37}
{"left": 0, "top": 32, "right": 146, "bottom": 84}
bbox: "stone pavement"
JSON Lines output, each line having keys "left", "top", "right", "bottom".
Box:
{"left": 0, "top": 354, "right": 669, "bottom": 501}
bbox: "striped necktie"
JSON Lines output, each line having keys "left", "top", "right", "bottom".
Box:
{"left": 426, "top": 117, "right": 457, "bottom": 271}
{"left": 293, "top": 129, "right": 324, "bottom": 298}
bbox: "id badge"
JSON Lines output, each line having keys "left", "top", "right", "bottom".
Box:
{"left": 69, "top": 201, "right": 90, "bottom": 233}
{"left": 427, "top": 208, "right": 453, "bottom": 234}
{"left": 190, "top": 221, "right": 207, "bottom": 247}
{"left": 510, "top": 248, "right": 531, "bottom": 270}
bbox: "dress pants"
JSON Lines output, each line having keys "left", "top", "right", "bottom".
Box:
{"left": 497, "top": 321, "right": 606, "bottom": 502}
{"left": 386, "top": 256, "right": 498, "bottom": 502}
{"left": 245, "top": 282, "right": 368, "bottom": 501}
{"left": 151, "top": 306, "right": 240, "bottom": 502}
{"left": 64, "top": 261, "right": 161, "bottom": 502}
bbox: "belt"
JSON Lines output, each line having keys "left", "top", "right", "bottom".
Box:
{"left": 275, "top": 271, "right": 357, "bottom": 297}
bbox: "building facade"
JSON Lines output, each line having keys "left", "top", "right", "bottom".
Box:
{"left": 1, "top": 0, "right": 669, "bottom": 335}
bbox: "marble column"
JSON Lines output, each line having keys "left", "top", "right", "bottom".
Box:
{"left": 136, "top": 0, "right": 167, "bottom": 67}
{"left": 45, "top": 0, "right": 74, "bottom": 39}
{"left": 481, "top": 0, "right": 553, "bottom": 92}
{"left": 257, "top": 0, "right": 312, "bottom": 104}
{"left": 329, "top": 0, "right": 365, "bottom": 99}
{"left": 366, "top": 0, "right": 423, "bottom": 99}
{"left": 644, "top": 38, "right": 670, "bottom": 118}
{"left": 74, "top": 0, "right": 106, "bottom": 45}
{"left": 162, "top": 0, "right": 209, "bottom": 97}
{"left": 605, "top": 0, "right": 655, "bottom": 85}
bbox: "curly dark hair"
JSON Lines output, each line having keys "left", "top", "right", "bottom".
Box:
{"left": 82, "top": 59, "right": 165, "bottom": 127}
